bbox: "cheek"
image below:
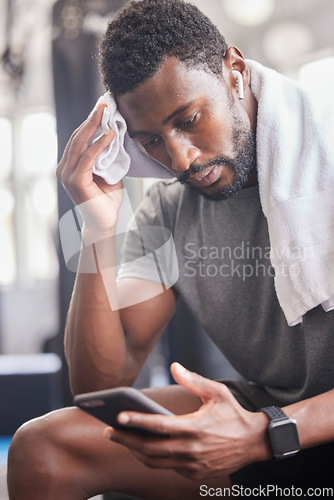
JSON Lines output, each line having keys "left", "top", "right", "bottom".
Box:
{"left": 200, "top": 118, "right": 235, "bottom": 157}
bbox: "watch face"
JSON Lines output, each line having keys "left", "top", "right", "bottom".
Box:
{"left": 270, "top": 420, "right": 300, "bottom": 457}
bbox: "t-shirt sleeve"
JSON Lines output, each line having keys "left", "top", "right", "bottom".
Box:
{"left": 116, "top": 183, "right": 179, "bottom": 289}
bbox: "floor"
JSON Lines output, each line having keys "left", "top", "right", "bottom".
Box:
{"left": 0, "top": 467, "right": 7, "bottom": 500}
{"left": 0, "top": 438, "right": 10, "bottom": 500}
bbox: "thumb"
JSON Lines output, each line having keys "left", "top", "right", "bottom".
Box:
{"left": 170, "top": 362, "right": 224, "bottom": 405}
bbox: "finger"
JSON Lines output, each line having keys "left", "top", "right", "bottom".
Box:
{"left": 57, "top": 103, "right": 110, "bottom": 180}
{"left": 70, "top": 103, "right": 108, "bottom": 154}
{"left": 57, "top": 119, "right": 88, "bottom": 173}
{"left": 130, "top": 450, "right": 194, "bottom": 473}
{"left": 59, "top": 131, "right": 116, "bottom": 201}
{"left": 105, "top": 410, "right": 196, "bottom": 437}
{"left": 104, "top": 427, "right": 194, "bottom": 460}
{"left": 57, "top": 105, "right": 102, "bottom": 174}
{"left": 73, "top": 128, "right": 115, "bottom": 178}
{"left": 104, "top": 427, "right": 170, "bottom": 454}
{"left": 170, "top": 362, "right": 226, "bottom": 404}
{"left": 105, "top": 429, "right": 205, "bottom": 479}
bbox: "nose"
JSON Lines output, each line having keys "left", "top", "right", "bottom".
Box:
{"left": 164, "top": 135, "right": 200, "bottom": 176}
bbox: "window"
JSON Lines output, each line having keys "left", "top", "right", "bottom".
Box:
{"left": 0, "top": 111, "right": 59, "bottom": 286}
{"left": 0, "top": 117, "right": 16, "bottom": 285}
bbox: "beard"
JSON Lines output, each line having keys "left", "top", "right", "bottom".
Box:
{"left": 178, "top": 108, "right": 257, "bottom": 201}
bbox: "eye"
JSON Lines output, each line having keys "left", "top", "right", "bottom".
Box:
{"left": 140, "top": 136, "right": 160, "bottom": 151}
{"left": 179, "top": 112, "right": 199, "bottom": 129}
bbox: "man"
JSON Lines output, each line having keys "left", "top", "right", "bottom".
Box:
{"left": 7, "top": 0, "right": 334, "bottom": 498}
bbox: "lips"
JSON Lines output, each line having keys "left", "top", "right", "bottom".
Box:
{"left": 190, "top": 165, "right": 221, "bottom": 187}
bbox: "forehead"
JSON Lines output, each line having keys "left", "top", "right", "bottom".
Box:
{"left": 116, "top": 56, "right": 225, "bottom": 130}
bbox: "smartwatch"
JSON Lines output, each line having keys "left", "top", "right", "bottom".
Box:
{"left": 258, "top": 406, "right": 300, "bottom": 460}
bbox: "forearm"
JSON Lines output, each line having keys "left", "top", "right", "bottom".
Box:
{"left": 65, "top": 236, "right": 138, "bottom": 394}
{"left": 284, "top": 389, "right": 334, "bottom": 449}
{"left": 253, "top": 389, "right": 334, "bottom": 464}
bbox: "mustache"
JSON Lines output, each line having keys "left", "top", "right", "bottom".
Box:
{"left": 178, "top": 156, "right": 235, "bottom": 184}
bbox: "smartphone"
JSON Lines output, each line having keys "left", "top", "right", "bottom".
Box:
{"left": 74, "top": 386, "right": 174, "bottom": 436}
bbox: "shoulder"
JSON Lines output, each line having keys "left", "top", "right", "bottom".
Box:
{"left": 144, "top": 178, "right": 182, "bottom": 202}
{"left": 132, "top": 178, "right": 205, "bottom": 233}
{"left": 141, "top": 178, "right": 206, "bottom": 227}
{"left": 138, "top": 179, "right": 184, "bottom": 224}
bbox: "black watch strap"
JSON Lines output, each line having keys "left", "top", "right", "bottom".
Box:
{"left": 259, "top": 406, "right": 289, "bottom": 421}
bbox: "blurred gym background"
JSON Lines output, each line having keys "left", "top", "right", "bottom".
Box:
{"left": 0, "top": 0, "right": 333, "bottom": 497}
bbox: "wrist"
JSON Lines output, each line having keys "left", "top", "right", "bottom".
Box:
{"left": 79, "top": 225, "right": 118, "bottom": 275}
{"left": 257, "top": 406, "right": 301, "bottom": 460}
{"left": 249, "top": 411, "right": 273, "bottom": 463}
{"left": 82, "top": 225, "right": 116, "bottom": 247}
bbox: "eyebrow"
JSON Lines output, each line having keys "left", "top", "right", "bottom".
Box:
{"left": 128, "top": 100, "right": 196, "bottom": 138}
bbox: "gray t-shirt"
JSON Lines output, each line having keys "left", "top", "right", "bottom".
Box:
{"left": 118, "top": 179, "right": 334, "bottom": 405}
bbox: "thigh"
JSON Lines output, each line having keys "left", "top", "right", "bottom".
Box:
{"left": 9, "top": 384, "right": 232, "bottom": 500}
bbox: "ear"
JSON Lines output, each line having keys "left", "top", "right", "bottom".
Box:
{"left": 222, "top": 46, "right": 250, "bottom": 99}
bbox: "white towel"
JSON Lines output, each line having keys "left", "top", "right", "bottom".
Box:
{"left": 248, "top": 59, "right": 334, "bottom": 326}
{"left": 91, "top": 66, "right": 334, "bottom": 326}
{"left": 90, "top": 92, "right": 173, "bottom": 184}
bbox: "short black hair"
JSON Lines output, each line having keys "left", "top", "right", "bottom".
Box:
{"left": 99, "top": 0, "right": 228, "bottom": 97}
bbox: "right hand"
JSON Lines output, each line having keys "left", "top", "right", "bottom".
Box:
{"left": 56, "top": 103, "right": 124, "bottom": 234}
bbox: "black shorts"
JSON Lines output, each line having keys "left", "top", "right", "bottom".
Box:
{"left": 223, "top": 380, "right": 334, "bottom": 491}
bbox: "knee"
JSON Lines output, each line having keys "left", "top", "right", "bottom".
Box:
{"left": 8, "top": 417, "right": 52, "bottom": 482}
{"left": 7, "top": 408, "right": 78, "bottom": 497}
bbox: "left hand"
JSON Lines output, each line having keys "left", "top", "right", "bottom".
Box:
{"left": 104, "top": 363, "right": 270, "bottom": 480}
